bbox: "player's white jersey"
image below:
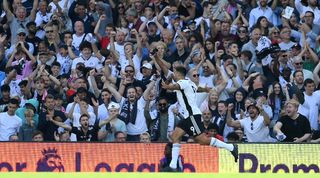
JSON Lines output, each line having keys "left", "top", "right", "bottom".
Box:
{"left": 176, "top": 79, "right": 202, "bottom": 118}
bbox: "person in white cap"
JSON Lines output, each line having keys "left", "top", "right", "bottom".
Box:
{"left": 98, "top": 101, "right": 127, "bottom": 142}
{"left": 137, "top": 62, "right": 153, "bottom": 85}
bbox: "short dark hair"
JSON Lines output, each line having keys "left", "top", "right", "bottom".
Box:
{"left": 9, "top": 98, "right": 20, "bottom": 106}
{"left": 305, "top": 11, "right": 315, "bottom": 18}
{"left": 175, "top": 66, "right": 187, "bottom": 76}
{"left": 1, "top": 84, "right": 10, "bottom": 92}
{"left": 18, "top": 80, "right": 28, "bottom": 87}
{"left": 227, "top": 63, "right": 237, "bottom": 70}
{"left": 45, "top": 94, "right": 55, "bottom": 101}
{"left": 52, "top": 61, "right": 61, "bottom": 68}
{"left": 106, "top": 23, "right": 114, "bottom": 29}
{"left": 226, "top": 132, "right": 240, "bottom": 141}
{"left": 240, "top": 51, "right": 252, "bottom": 61}
{"left": 293, "top": 70, "right": 303, "bottom": 78}
{"left": 222, "top": 54, "right": 233, "bottom": 62}
{"left": 32, "top": 131, "right": 44, "bottom": 139}
{"left": 202, "top": 1, "right": 212, "bottom": 8}
{"left": 79, "top": 41, "right": 92, "bottom": 51}
{"left": 218, "top": 100, "right": 228, "bottom": 107}
{"left": 304, "top": 78, "right": 314, "bottom": 86}
{"left": 157, "top": 96, "right": 168, "bottom": 102}
{"left": 63, "top": 31, "right": 73, "bottom": 37}
{"left": 80, "top": 113, "right": 89, "bottom": 120}
{"left": 101, "top": 88, "right": 111, "bottom": 94}
{"left": 115, "top": 131, "right": 126, "bottom": 138}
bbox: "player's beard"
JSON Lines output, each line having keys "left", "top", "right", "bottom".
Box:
{"left": 159, "top": 107, "right": 168, "bottom": 113}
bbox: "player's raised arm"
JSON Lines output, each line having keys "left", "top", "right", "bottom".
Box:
{"left": 161, "top": 80, "right": 181, "bottom": 91}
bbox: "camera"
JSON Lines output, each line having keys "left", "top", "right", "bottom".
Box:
{"left": 150, "top": 48, "right": 158, "bottom": 55}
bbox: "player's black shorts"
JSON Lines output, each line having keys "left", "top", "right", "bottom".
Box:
{"left": 177, "top": 114, "right": 205, "bottom": 137}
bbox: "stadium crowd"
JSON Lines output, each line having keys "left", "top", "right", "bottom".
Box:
{"left": 0, "top": 0, "right": 320, "bottom": 143}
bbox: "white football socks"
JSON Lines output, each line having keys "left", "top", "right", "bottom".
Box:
{"left": 169, "top": 143, "right": 181, "bottom": 169}
{"left": 210, "top": 137, "right": 234, "bottom": 151}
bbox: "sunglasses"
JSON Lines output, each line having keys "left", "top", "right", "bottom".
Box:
{"left": 158, "top": 103, "right": 167, "bottom": 106}
{"left": 125, "top": 70, "right": 134, "bottom": 73}
{"left": 193, "top": 74, "right": 200, "bottom": 78}
{"left": 282, "top": 54, "right": 288, "bottom": 58}
{"left": 273, "top": 31, "right": 280, "bottom": 34}
{"left": 46, "top": 30, "right": 54, "bottom": 33}
{"left": 295, "top": 62, "right": 303, "bottom": 65}
{"left": 251, "top": 122, "right": 253, "bottom": 130}
{"left": 18, "top": 33, "right": 26, "bottom": 36}
{"left": 239, "top": 30, "right": 247, "bottom": 33}
{"left": 118, "top": 6, "right": 124, "bottom": 9}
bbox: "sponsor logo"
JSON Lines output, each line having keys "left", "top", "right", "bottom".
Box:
{"left": 36, "top": 148, "right": 65, "bottom": 172}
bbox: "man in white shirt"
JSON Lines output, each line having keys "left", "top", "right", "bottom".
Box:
{"left": 295, "top": 0, "right": 320, "bottom": 24}
{"left": 105, "top": 82, "right": 155, "bottom": 141}
{"left": 72, "top": 21, "right": 93, "bottom": 52}
{"left": 303, "top": 79, "right": 320, "bottom": 130}
{"left": 71, "top": 41, "right": 104, "bottom": 72}
{"left": 249, "top": 0, "right": 278, "bottom": 28}
{"left": 1, "top": 67, "right": 21, "bottom": 98}
{"left": 227, "top": 101, "right": 276, "bottom": 142}
{"left": 0, "top": 99, "right": 22, "bottom": 141}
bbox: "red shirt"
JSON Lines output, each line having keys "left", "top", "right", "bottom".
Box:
{"left": 100, "top": 36, "right": 110, "bottom": 49}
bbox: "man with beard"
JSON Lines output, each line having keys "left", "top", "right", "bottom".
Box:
{"left": 50, "top": 113, "right": 100, "bottom": 141}
{"left": 144, "top": 97, "right": 178, "bottom": 142}
{"left": 25, "top": 22, "right": 41, "bottom": 55}
{"left": 273, "top": 99, "right": 311, "bottom": 142}
{"left": 249, "top": 0, "right": 277, "bottom": 28}
{"left": 227, "top": 101, "right": 276, "bottom": 142}
{"left": 106, "top": 80, "right": 156, "bottom": 141}
{"left": 214, "top": 21, "right": 238, "bottom": 44}
{"left": 292, "top": 70, "right": 305, "bottom": 91}
{"left": 38, "top": 94, "right": 66, "bottom": 141}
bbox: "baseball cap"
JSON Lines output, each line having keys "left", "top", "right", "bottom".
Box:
{"left": 17, "top": 28, "right": 27, "bottom": 35}
{"left": 142, "top": 63, "right": 152, "bottom": 70}
{"left": 181, "top": 26, "right": 191, "bottom": 32}
{"left": 108, "top": 102, "right": 120, "bottom": 110}
{"left": 291, "top": 43, "right": 301, "bottom": 50}
{"left": 251, "top": 89, "right": 266, "bottom": 99}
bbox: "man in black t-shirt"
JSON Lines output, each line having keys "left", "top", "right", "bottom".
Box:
{"left": 273, "top": 99, "right": 311, "bottom": 142}
{"left": 50, "top": 113, "right": 100, "bottom": 141}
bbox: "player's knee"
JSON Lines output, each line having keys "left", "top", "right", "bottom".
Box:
{"left": 171, "top": 135, "right": 180, "bottom": 143}
{"left": 199, "top": 138, "right": 209, "bottom": 145}
{"left": 195, "top": 135, "right": 210, "bottom": 145}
